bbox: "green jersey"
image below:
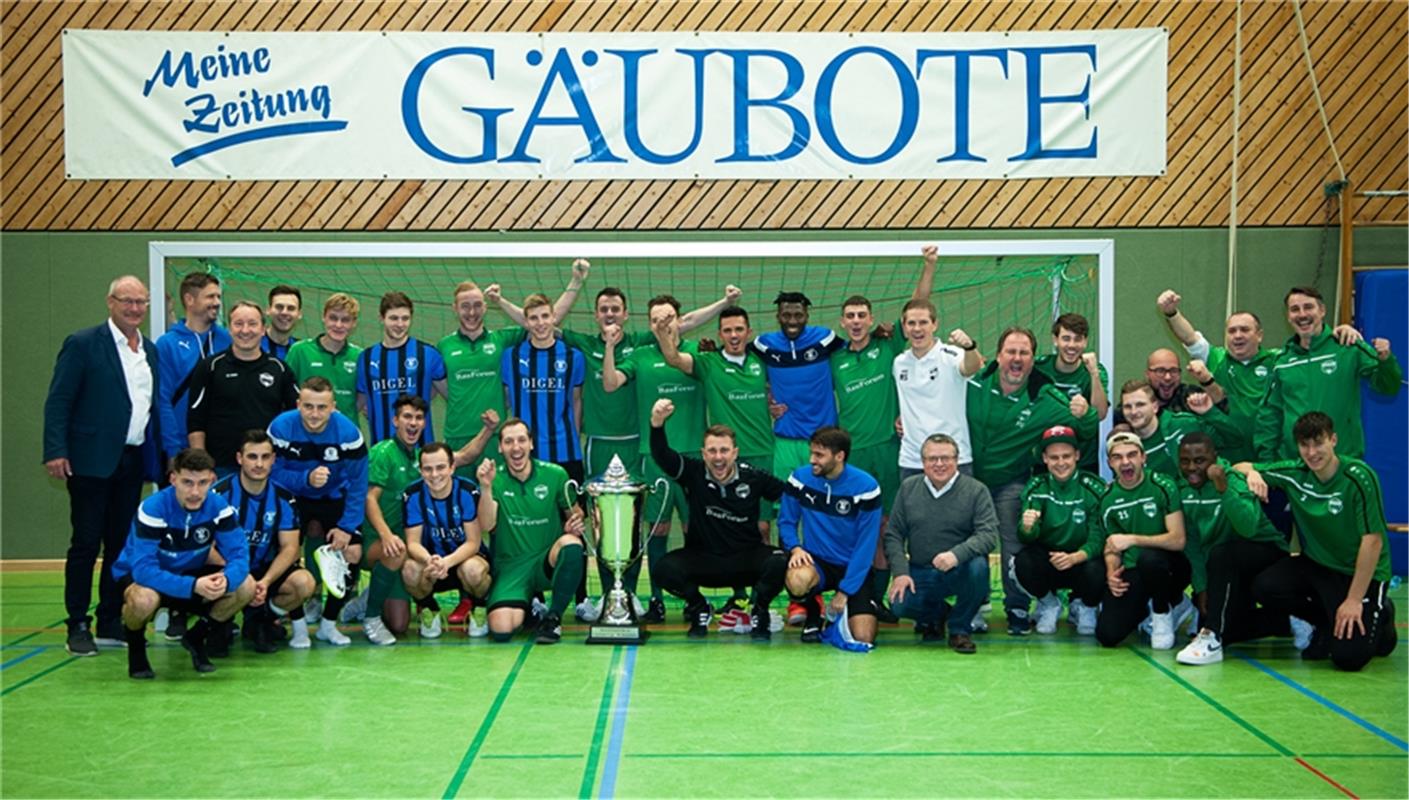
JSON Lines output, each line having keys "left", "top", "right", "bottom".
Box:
{"left": 562, "top": 329, "right": 655, "bottom": 438}
{"left": 1254, "top": 326, "right": 1402, "bottom": 461}
{"left": 1019, "top": 470, "right": 1107, "bottom": 555}
{"left": 285, "top": 337, "right": 362, "bottom": 419}
{"left": 1177, "top": 462, "right": 1286, "bottom": 591}
{"left": 692, "top": 349, "right": 772, "bottom": 458}
{"left": 365, "top": 438, "right": 420, "bottom": 535}
{"left": 1257, "top": 457, "right": 1391, "bottom": 582}
{"left": 1191, "top": 341, "right": 1278, "bottom": 463}
{"left": 438, "top": 328, "right": 525, "bottom": 443}
{"left": 832, "top": 332, "right": 907, "bottom": 450}
{"left": 619, "top": 342, "right": 705, "bottom": 454}
{"left": 1137, "top": 409, "right": 1239, "bottom": 480}
{"left": 1033, "top": 354, "right": 1110, "bottom": 470}
{"left": 1098, "top": 471, "right": 1182, "bottom": 569}
{"left": 487, "top": 460, "right": 573, "bottom": 562}
{"left": 966, "top": 369, "right": 1098, "bottom": 488}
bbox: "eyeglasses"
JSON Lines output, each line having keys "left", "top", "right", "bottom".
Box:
{"left": 923, "top": 454, "right": 958, "bottom": 464}
{"left": 1147, "top": 367, "right": 1180, "bottom": 376}
{"left": 111, "top": 296, "right": 150, "bottom": 307}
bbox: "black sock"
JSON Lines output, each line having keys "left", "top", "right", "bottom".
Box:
{"left": 422, "top": 594, "right": 441, "bottom": 613}
{"left": 323, "top": 592, "right": 347, "bottom": 621}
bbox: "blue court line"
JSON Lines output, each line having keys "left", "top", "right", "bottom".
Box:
{"left": 0, "top": 646, "right": 46, "bottom": 670}
{"left": 1233, "top": 652, "right": 1408, "bottom": 752}
{"left": 598, "top": 645, "right": 638, "bottom": 800}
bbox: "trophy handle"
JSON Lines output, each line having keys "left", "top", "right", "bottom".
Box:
{"left": 564, "top": 479, "right": 597, "bottom": 559}
{"left": 647, "top": 477, "right": 671, "bottom": 536}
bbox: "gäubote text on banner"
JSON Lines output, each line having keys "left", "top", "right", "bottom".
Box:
{"left": 62, "top": 29, "right": 1167, "bottom": 181}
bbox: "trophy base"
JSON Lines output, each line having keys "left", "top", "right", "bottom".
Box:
{"left": 586, "top": 624, "right": 649, "bottom": 645}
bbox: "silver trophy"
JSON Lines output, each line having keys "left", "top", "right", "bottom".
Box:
{"left": 568, "top": 454, "right": 667, "bottom": 645}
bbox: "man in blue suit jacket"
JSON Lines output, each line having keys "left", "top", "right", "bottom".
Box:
{"left": 43, "top": 275, "right": 161, "bottom": 657}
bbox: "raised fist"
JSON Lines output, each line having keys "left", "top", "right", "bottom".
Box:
{"left": 476, "top": 458, "right": 497, "bottom": 486}
{"left": 485, "top": 284, "right": 502, "bottom": 304}
{"left": 922, "top": 244, "right": 938, "bottom": 266}
{"left": 651, "top": 398, "right": 676, "bottom": 427}
{"left": 724, "top": 285, "right": 742, "bottom": 304}
{"left": 948, "top": 329, "right": 974, "bottom": 350}
{"left": 1069, "top": 393, "right": 1089, "bottom": 418}
{"left": 572, "top": 258, "right": 591, "bottom": 281}
{"left": 1156, "top": 290, "right": 1181, "bottom": 315}
{"left": 480, "top": 408, "right": 501, "bottom": 431}
{"left": 602, "top": 323, "right": 623, "bottom": 347}
{"left": 1187, "top": 359, "right": 1213, "bottom": 384}
{"left": 1022, "top": 508, "right": 1042, "bottom": 530}
{"left": 1186, "top": 391, "right": 1213, "bottom": 415}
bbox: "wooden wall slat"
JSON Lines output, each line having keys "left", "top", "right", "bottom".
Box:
{"left": 3, "top": 0, "right": 1403, "bottom": 231}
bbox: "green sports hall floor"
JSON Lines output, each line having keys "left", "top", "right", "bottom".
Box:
{"left": 2, "top": 569, "right": 1405, "bottom": 799}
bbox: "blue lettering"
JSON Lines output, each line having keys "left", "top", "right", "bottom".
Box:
{"left": 815, "top": 46, "right": 918, "bottom": 165}
{"left": 143, "top": 44, "right": 272, "bottom": 97}
{"left": 608, "top": 48, "right": 709, "bottom": 165}
{"left": 183, "top": 93, "right": 220, "bottom": 133}
{"left": 504, "top": 48, "right": 625, "bottom": 164}
{"left": 401, "top": 47, "right": 509, "bottom": 164}
{"left": 709, "top": 49, "right": 809, "bottom": 163}
{"left": 916, "top": 48, "right": 1009, "bottom": 164}
{"left": 1010, "top": 45, "right": 1098, "bottom": 161}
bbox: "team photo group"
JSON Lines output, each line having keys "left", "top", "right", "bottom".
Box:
{"left": 44, "top": 246, "right": 1402, "bottom": 681}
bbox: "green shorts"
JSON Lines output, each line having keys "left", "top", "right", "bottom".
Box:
{"left": 640, "top": 455, "right": 688, "bottom": 530}
{"left": 772, "top": 437, "right": 811, "bottom": 482}
{"left": 848, "top": 438, "right": 900, "bottom": 514}
{"left": 586, "top": 435, "right": 641, "bottom": 479}
{"left": 449, "top": 435, "right": 502, "bottom": 481}
{"left": 486, "top": 552, "right": 554, "bottom": 610}
{"left": 740, "top": 453, "right": 776, "bottom": 521}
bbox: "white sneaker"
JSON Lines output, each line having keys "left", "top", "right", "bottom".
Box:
{"left": 467, "top": 613, "right": 489, "bottom": 638}
{"left": 1070, "top": 599, "right": 1098, "bottom": 636}
{"left": 1176, "top": 629, "right": 1223, "bottom": 665}
{"left": 304, "top": 597, "right": 323, "bottom": 623}
{"left": 419, "top": 609, "right": 443, "bottom": 639}
{"left": 1170, "top": 594, "right": 1195, "bottom": 636}
{"left": 313, "top": 546, "right": 350, "bottom": 599}
{"left": 531, "top": 597, "right": 550, "bottom": 622}
{"left": 575, "top": 598, "right": 601, "bottom": 623}
{"left": 364, "top": 616, "right": 397, "bottom": 646}
{"left": 971, "top": 607, "right": 990, "bottom": 633}
{"left": 316, "top": 618, "right": 350, "bottom": 646}
{"left": 289, "top": 619, "right": 312, "bottom": 650}
{"left": 1290, "top": 616, "right": 1315, "bottom": 651}
{"left": 632, "top": 596, "right": 647, "bottom": 618}
{"left": 1034, "top": 594, "right": 1062, "bottom": 634}
{"left": 1149, "top": 611, "right": 1175, "bottom": 650}
{"left": 154, "top": 609, "right": 169, "bottom": 634}
{"left": 1138, "top": 613, "right": 1153, "bottom": 637}
{"left": 339, "top": 588, "right": 369, "bottom": 623}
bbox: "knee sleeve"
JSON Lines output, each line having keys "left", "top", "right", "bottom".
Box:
{"left": 490, "top": 630, "right": 516, "bottom": 644}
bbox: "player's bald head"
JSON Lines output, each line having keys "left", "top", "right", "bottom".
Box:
{"left": 1146, "top": 348, "right": 1179, "bottom": 370}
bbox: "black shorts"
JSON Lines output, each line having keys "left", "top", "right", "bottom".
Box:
{"left": 250, "top": 562, "right": 301, "bottom": 598}
{"left": 426, "top": 548, "right": 491, "bottom": 597}
{"left": 812, "top": 558, "right": 877, "bottom": 618}
{"left": 117, "top": 564, "right": 224, "bottom": 615}
{"left": 298, "top": 496, "right": 363, "bottom": 546}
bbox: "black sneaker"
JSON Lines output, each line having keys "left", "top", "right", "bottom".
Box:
{"left": 94, "top": 620, "right": 127, "bottom": 648}
{"left": 750, "top": 606, "right": 772, "bottom": 642}
{"left": 873, "top": 602, "right": 900, "bottom": 625}
{"left": 164, "top": 610, "right": 188, "bottom": 642}
{"left": 207, "top": 620, "right": 233, "bottom": 659}
{"left": 801, "top": 600, "right": 823, "bottom": 643}
{"left": 1302, "top": 626, "right": 1330, "bottom": 661}
{"left": 642, "top": 597, "right": 666, "bottom": 624}
{"left": 1376, "top": 598, "right": 1398, "bottom": 658}
{"left": 252, "top": 617, "right": 278, "bottom": 654}
{"left": 181, "top": 622, "right": 217, "bottom": 673}
{"left": 1006, "top": 611, "right": 1033, "bottom": 637}
{"left": 918, "top": 621, "right": 946, "bottom": 644}
{"left": 534, "top": 612, "right": 562, "bottom": 645}
{"left": 66, "top": 622, "right": 98, "bottom": 657}
{"left": 686, "top": 604, "right": 711, "bottom": 639}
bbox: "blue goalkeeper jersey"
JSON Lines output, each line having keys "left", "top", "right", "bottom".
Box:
{"left": 750, "top": 326, "right": 846, "bottom": 439}
{"left": 266, "top": 409, "right": 369, "bottom": 531}
{"left": 778, "top": 463, "right": 883, "bottom": 595}
{"left": 113, "top": 486, "right": 248, "bottom": 599}
{"left": 403, "top": 477, "right": 482, "bottom": 558}
{"left": 215, "top": 474, "right": 297, "bottom": 573}
{"left": 357, "top": 338, "right": 447, "bottom": 445}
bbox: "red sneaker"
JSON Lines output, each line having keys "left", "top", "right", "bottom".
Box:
{"left": 448, "top": 597, "right": 474, "bottom": 625}
{"left": 787, "top": 601, "right": 807, "bottom": 626}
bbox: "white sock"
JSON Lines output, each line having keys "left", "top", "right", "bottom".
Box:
{"left": 291, "top": 618, "right": 309, "bottom": 636}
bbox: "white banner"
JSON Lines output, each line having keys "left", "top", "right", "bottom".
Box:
{"left": 63, "top": 30, "right": 1166, "bottom": 180}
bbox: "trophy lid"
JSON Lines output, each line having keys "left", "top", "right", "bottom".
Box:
{"left": 585, "top": 454, "right": 646, "bottom": 494}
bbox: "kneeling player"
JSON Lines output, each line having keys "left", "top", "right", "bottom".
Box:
{"left": 478, "top": 419, "right": 587, "bottom": 644}
{"left": 647, "top": 399, "right": 789, "bottom": 639}
{"left": 1013, "top": 427, "right": 1107, "bottom": 635}
{"left": 218, "top": 431, "right": 316, "bottom": 652}
{"left": 402, "top": 444, "right": 492, "bottom": 636}
{"left": 114, "top": 448, "right": 256, "bottom": 679}
{"left": 1241, "top": 413, "right": 1398, "bottom": 671}
{"left": 779, "top": 427, "right": 883, "bottom": 645}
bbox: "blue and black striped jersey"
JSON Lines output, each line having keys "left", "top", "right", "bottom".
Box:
{"left": 261, "top": 334, "right": 297, "bottom": 361}
{"left": 356, "top": 338, "right": 447, "bottom": 445}
{"left": 403, "top": 477, "right": 482, "bottom": 558}
{"left": 501, "top": 340, "right": 586, "bottom": 464}
{"left": 215, "top": 474, "right": 297, "bottom": 573}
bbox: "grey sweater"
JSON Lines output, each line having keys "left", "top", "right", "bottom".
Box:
{"left": 884, "top": 473, "right": 998, "bottom": 576}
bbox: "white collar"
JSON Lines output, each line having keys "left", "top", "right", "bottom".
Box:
{"left": 924, "top": 472, "right": 960, "bottom": 498}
